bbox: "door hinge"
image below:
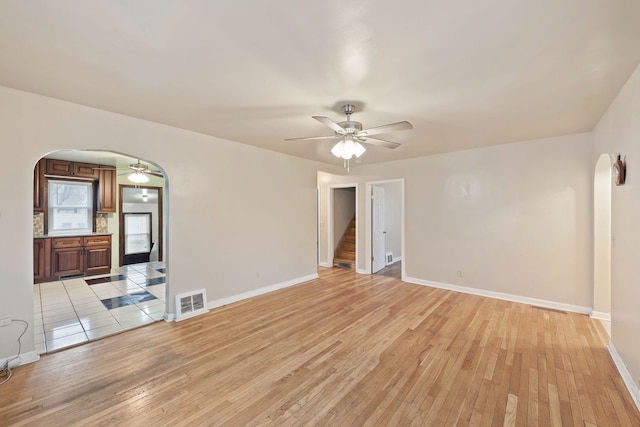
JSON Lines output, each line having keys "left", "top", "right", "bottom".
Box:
{"left": 371, "top": 256, "right": 374, "bottom": 261}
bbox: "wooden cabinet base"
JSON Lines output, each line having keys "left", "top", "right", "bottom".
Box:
{"left": 35, "top": 235, "right": 112, "bottom": 283}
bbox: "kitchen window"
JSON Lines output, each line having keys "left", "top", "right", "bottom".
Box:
{"left": 48, "top": 180, "right": 93, "bottom": 235}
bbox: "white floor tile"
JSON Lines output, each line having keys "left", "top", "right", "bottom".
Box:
{"left": 43, "top": 312, "right": 79, "bottom": 324}
{"left": 46, "top": 332, "right": 88, "bottom": 352}
{"left": 86, "top": 323, "right": 124, "bottom": 340}
{"left": 45, "top": 323, "right": 84, "bottom": 341}
{"left": 81, "top": 315, "right": 118, "bottom": 331}
{"left": 37, "top": 261, "right": 165, "bottom": 354}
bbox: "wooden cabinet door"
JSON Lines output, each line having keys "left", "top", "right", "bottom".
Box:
{"left": 46, "top": 159, "right": 73, "bottom": 176}
{"left": 97, "top": 168, "right": 117, "bottom": 213}
{"left": 85, "top": 235, "right": 112, "bottom": 276}
{"left": 33, "top": 238, "right": 51, "bottom": 283}
{"left": 52, "top": 247, "right": 84, "bottom": 277}
{"left": 73, "top": 162, "right": 100, "bottom": 179}
{"left": 85, "top": 245, "right": 111, "bottom": 276}
{"left": 33, "top": 158, "right": 46, "bottom": 212}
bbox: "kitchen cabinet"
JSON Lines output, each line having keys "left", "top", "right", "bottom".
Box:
{"left": 97, "top": 168, "right": 117, "bottom": 213}
{"left": 33, "top": 158, "right": 46, "bottom": 212}
{"left": 51, "top": 237, "right": 85, "bottom": 277}
{"left": 46, "top": 159, "right": 99, "bottom": 179}
{"left": 48, "top": 235, "right": 112, "bottom": 280}
{"left": 84, "top": 235, "right": 112, "bottom": 275}
{"left": 33, "top": 238, "right": 51, "bottom": 283}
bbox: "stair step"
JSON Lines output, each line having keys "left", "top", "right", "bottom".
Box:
{"left": 335, "top": 250, "right": 355, "bottom": 260}
{"left": 339, "top": 241, "right": 355, "bottom": 251}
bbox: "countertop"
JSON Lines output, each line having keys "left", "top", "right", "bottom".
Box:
{"left": 34, "top": 232, "right": 112, "bottom": 239}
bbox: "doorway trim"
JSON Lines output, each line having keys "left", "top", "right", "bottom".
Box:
{"left": 119, "top": 184, "right": 163, "bottom": 267}
{"left": 365, "top": 179, "right": 405, "bottom": 278}
{"left": 327, "top": 183, "right": 358, "bottom": 270}
{"left": 592, "top": 153, "right": 612, "bottom": 326}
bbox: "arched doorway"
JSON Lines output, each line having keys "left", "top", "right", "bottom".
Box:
{"left": 32, "top": 150, "right": 169, "bottom": 353}
{"left": 592, "top": 153, "right": 612, "bottom": 335}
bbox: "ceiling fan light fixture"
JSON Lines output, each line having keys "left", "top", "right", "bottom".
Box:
{"left": 331, "top": 140, "right": 345, "bottom": 158}
{"left": 354, "top": 141, "right": 366, "bottom": 158}
{"left": 128, "top": 172, "right": 149, "bottom": 183}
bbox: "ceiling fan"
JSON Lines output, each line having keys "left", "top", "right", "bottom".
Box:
{"left": 286, "top": 104, "right": 413, "bottom": 165}
{"left": 121, "top": 160, "right": 163, "bottom": 183}
{"left": 94, "top": 160, "right": 163, "bottom": 184}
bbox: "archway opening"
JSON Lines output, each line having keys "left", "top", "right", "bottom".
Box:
{"left": 32, "top": 150, "right": 169, "bottom": 354}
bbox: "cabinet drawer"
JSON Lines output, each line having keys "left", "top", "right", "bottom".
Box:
{"left": 52, "top": 237, "right": 83, "bottom": 249}
{"left": 85, "top": 235, "right": 112, "bottom": 247}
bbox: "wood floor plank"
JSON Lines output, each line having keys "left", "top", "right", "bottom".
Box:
{"left": 1, "top": 267, "right": 639, "bottom": 426}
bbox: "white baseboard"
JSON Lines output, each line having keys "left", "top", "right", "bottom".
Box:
{"left": 403, "top": 277, "right": 592, "bottom": 315}
{"left": 356, "top": 269, "right": 367, "bottom": 274}
{"left": 590, "top": 311, "right": 611, "bottom": 322}
{"left": 607, "top": 341, "right": 640, "bottom": 411}
{"left": 206, "top": 273, "right": 319, "bottom": 311}
{"left": 1, "top": 350, "right": 39, "bottom": 369}
{"left": 318, "top": 262, "right": 333, "bottom": 268}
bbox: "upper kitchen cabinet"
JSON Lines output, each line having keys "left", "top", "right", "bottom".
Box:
{"left": 33, "top": 158, "right": 46, "bottom": 212}
{"left": 46, "top": 159, "right": 99, "bottom": 179}
{"left": 97, "top": 167, "right": 117, "bottom": 213}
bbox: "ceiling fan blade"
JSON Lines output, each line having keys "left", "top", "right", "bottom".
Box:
{"left": 312, "top": 116, "right": 347, "bottom": 134}
{"left": 358, "top": 136, "right": 401, "bottom": 149}
{"left": 285, "top": 135, "right": 343, "bottom": 141}
{"left": 357, "top": 121, "right": 413, "bottom": 137}
{"left": 146, "top": 171, "right": 163, "bottom": 177}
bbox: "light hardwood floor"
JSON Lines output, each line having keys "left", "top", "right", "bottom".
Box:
{"left": 2, "top": 267, "right": 639, "bottom": 426}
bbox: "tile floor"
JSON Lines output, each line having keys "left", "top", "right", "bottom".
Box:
{"left": 33, "top": 262, "right": 166, "bottom": 354}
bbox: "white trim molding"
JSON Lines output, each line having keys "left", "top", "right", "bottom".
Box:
{"left": 404, "top": 277, "right": 592, "bottom": 314}
{"left": 207, "top": 273, "right": 319, "bottom": 310}
{"left": 1, "top": 350, "right": 39, "bottom": 369}
{"left": 589, "top": 311, "right": 611, "bottom": 322}
{"left": 356, "top": 268, "right": 367, "bottom": 275}
{"left": 318, "top": 262, "right": 333, "bottom": 268}
{"left": 608, "top": 341, "right": 640, "bottom": 412}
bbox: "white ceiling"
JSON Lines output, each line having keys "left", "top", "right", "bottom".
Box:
{"left": 2, "top": 1, "right": 639, "bottom": 167}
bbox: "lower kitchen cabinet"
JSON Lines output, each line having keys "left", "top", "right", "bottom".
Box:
{"left": 51, "top": 237, "right": 85, "bottom": 277}
{"left": 84, "top": 236, "right": 112, "bottom": 276}
{"left": 35, "top": 235, "right": 112, "bottom": 283}
{"left": 33, "top": 238, "right": 51, "bottom": 283}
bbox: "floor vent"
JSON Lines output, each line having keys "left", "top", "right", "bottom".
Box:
{"left": 175, "top": 289, "right": 208, "bottom": 321}
{"left": 385, "top": 252, "right": 393, "bottom": 266}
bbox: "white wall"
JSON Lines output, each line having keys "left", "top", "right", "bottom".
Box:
{"left": 0, "top": 86, "right": 327, "bottom": 361}
{"left": 593, "top": 63, "right": 640, "bottom": 388}
{"left": 332, "top": 187, "right": 355, "bottom": 248}
{"left": 320, "top": 133, "right": 593, "bottom": 308}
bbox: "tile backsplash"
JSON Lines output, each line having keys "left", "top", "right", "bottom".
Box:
{"left": 33, "top": 212, "right": 110, "bottom": 235}
{"left": 33, "top": 212, "right": 44, "bottom": 236}
{"left": 96, "top": 213, "right": 109, "bottom": 233}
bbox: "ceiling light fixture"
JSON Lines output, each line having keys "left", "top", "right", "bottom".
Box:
{"left": 331, "top": 135, "right": 366, "bottom": 160}
{"left": 128, "top": 172, "right": 149, "bottom": 184}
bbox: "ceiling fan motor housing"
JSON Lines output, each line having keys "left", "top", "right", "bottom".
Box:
{"left": 337, "top": 121, "right": 362, "bottom": 135}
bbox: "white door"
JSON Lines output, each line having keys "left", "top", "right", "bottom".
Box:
{"left": 372, "top": 186, "right": 386, "bottom": 273}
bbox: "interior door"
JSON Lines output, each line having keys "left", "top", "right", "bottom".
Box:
{"left": 123, "top": 212, "right": 152, "bottom": 265}
{"left": 372, "top": 185, "right": 386, "bottom": 273}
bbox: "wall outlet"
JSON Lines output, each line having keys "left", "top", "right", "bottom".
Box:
{"left": 0, "top": 318, "right": 11, "bottom": 327}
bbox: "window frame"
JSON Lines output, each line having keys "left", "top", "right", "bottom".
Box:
{"left": 47, "top": 179, "right": 94, "bottom": 235}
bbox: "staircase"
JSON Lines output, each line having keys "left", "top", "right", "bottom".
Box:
{"left": 333, "top": 216, "right": 356, "bottom": 269}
